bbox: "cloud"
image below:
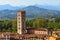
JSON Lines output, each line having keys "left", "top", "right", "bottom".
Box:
{"left": 46, "top": 0, "right": 60, "bottom": 6}
{"left": 0, "top": 0, "right": 60, "bottom": 6}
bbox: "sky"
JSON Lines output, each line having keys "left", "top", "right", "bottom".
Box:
{"left": 0, "top": 0, "right": 60, "bottom": 6}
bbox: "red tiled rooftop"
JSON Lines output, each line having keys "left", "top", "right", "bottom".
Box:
{"left": 0, "top": 32, "right": 3, "bottom": 39}
{"left": 56, "top": 29, "right": 60, "bottom": 31}
{"left": 22, "top": 34, "right": 48, "bottom": 38}
{"left": 27, "top": 28, "right": 47, "bottom": 31}
{"left": 3, "top": 32, "right": 14, "bottom": 35}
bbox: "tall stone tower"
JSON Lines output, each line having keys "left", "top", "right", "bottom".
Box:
{"left": 17, "top": 11, "right": 26, "bottom": 34}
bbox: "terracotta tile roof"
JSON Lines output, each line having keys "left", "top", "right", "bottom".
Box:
{"left": 24, "top": 34, "right": 36, "bottom": 38}
{"left": 10, "top": 33, "right": 23, "bottom": 39}
{"left": 3, "top": 32, "right": 14, "bottom": 35}
{"left": 55, "top": 30, "right": 60, "bottom": 35}
{"left": 23, "top": 34, "right": 48, "bottom": 38}
{"left": 27, "top": 28, "right": 47, "bottom": 31}
{"left": 0, "top": 32, "right": 48, "bottom": 39}
{"left": 57, "top": 36, "right": 60, "bottom": 38}
{"left": 10, "top": 33, "right": 48, "bottom": 39}
{"left": 0, "top": 32, "right": 3, "bottom": 39}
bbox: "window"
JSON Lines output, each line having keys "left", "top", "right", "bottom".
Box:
{"left": 19, "top": 21, "right": 20, "bottom": 23}
{"left": 3, "top": 34, "right": 10, "bottom": 40}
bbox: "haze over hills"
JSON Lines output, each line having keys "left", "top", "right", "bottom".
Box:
{"left": 0, "top": 4, "right": 60, "bottom": 11}
{"left": 23, "top": 6, "right": 60, "bottom": 18}
{"left": 36, "top": 5, "right": 60, "bottom": 11}
{"left": 0, "top": 5, "right": 60, "bottom": 19}
{"left": 0, "top": 4, "right": 25, "bottom": 10}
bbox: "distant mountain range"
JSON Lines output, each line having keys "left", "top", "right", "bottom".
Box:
{"left": 0, "top": 5, "right": 60, "bottom": 19}
{"left": 0, "top": 4, "right": 60, "bottom": 10}
{"left": 36, "top": 5, "right": 60, "bottom": 11}
{"left": 0, "top": 4, "right": 25, "bottom": 10}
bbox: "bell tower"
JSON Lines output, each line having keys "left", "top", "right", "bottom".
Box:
{"left": 17, "top": 11, "right": 26, "bottom": 34}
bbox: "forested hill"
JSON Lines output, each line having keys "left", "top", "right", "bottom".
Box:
{"left": 0, "top": 6, "right": 60, "bottom": 19}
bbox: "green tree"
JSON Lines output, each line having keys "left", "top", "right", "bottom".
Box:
{"left": 33, "top": 18, "right": 47, "bottom": 28}
{"left": 47, "top": 22, "right": 59, "bottom": 30}
{"left": 11, "top": 20, "right": 17, "bottom": 33}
